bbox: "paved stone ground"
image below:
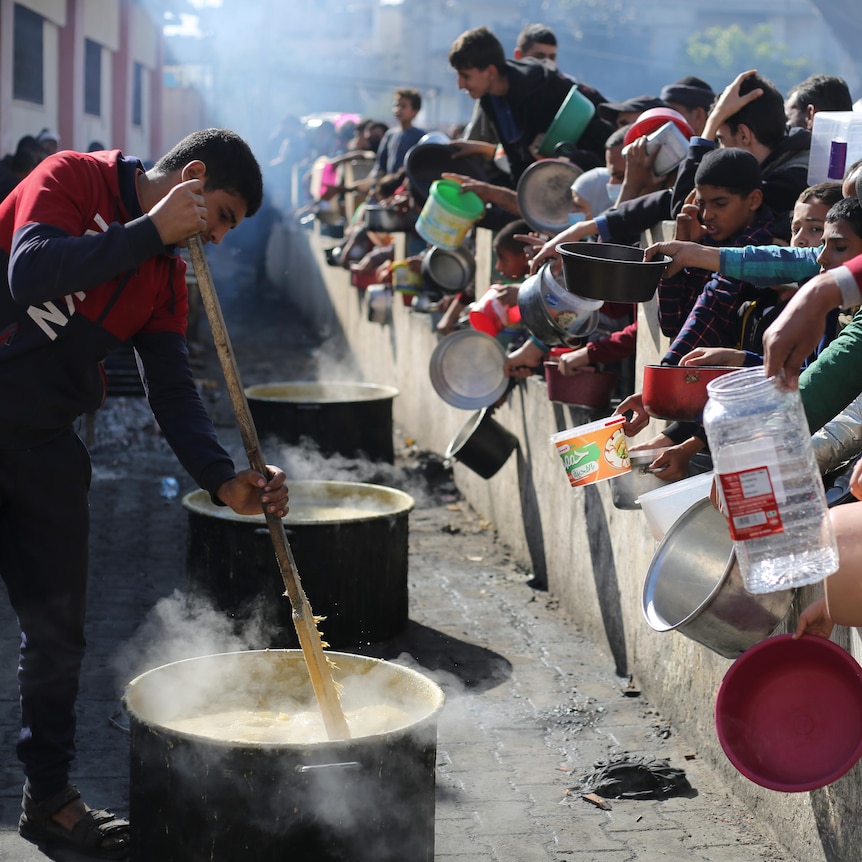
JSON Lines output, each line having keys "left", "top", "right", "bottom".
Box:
{"left": 0, "top": 248, "right": 792, "bottom": 861}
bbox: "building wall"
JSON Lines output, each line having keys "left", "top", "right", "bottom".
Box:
{"left": 0, "top": 0, "right": 162, "bottom": 160}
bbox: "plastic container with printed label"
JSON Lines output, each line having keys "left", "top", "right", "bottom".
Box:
{"left": 702, "top": 366, "right": 838, "bottom": 594}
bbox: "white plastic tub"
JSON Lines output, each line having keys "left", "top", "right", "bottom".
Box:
{"left": 637, "top": 471, "right": 715, "bottom": 541}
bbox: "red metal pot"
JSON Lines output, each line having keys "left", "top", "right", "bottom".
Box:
{"left": 641, "top": 364, "right": 738, "bottom": 421}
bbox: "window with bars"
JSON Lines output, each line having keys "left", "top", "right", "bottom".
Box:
{"left": 85, "top": 39, "right": 102, "bottom": 116}
{"left": 13, "top": 4, "right": 44, "bottom": 104}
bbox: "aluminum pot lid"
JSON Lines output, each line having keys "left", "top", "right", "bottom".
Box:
{"left": 516, "top": 159, "right": 583, "bottom": 235}
{"left": 429, "top": 329, "right": 508, "bottom": 409}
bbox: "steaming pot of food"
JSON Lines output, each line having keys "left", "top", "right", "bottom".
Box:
{"left": 125, "top": 649, "right": 444, "bottom": 862}
{"left": 184, "top": 481, "right": 415, "bottom": 649}
{"left": 245, "top": 381, "right": 399, "bottom": 463}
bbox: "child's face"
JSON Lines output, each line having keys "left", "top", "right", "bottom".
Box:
{"left": 816, "top": 219, "right": 862, "bottom": 271}
{"left": 456, "top": 66, "right": 494, "bottom": 100}
{"left": 790, "top": 200, "right": 829, "bottom": 248}
{"left": 694, "top": 184, "right": 760, "bottom": 242}
{"left": 393, "top": 97, "right": 418, "bottom": 124}
{"left": 494, "top": 245, "right": 529, "bottom": 280}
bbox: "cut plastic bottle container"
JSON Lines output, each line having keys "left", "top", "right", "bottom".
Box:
{"left": 703, "top": 366, "right": 838, "bottom": 594}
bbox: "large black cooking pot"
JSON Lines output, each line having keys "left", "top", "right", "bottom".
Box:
{"left": 184, "top": 481, "right": 414, "bottom": 648}
{"left": 245, "top": 381, "right": 399, "bottom": 463}
{"left": 125, "top": 649, "right": 444, "bottom": 862}
{"left": 557, "top": 241, "right": 670, "bottom": 302}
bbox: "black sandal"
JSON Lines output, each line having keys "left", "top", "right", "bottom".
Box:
{"left": 19, "top": 783, "right": 130, "bottom": 859}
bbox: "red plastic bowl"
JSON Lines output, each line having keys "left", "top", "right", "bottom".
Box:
{"left": 544, "top": 363, "right": 618, "bottom": 408}
{"left": 715, "top": 634, "right": 862, "bottom": 792}
{"left": 641, "top": 364, "right": 737, "bottom": 421}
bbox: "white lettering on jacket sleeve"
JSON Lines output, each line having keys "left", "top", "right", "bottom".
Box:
{"left": 27, "top": 292, "right": 88, "bottom": 340}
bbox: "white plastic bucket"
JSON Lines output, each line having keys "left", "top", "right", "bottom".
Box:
{"left": 637, "top": 471, "right": 715, "bottom": 541}
{"left": 415, "top": 180, "right": 485, "bottom": 250}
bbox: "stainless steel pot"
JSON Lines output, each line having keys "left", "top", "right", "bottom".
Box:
{"left": 364, "top": 204, "right": 417, "bottom": 233}
{"left": 610, "top": 449, "right": 669, "bottom": 509}
{"left": 366, "top": 284, "right": 392, "bottom": 325}
{"left": 642, "top": 498, "right": 795, "bottom": 658}
{"left": 517, "top": 264, "right": 602, "bottom": 347}
{"left": 421, "top": 245, "right": 476, "bottom": 294}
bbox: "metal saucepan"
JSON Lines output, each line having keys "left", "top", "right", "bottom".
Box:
{"left": 641, "top": 364, "right": 738, "bottom": 421}
{"left": 642, "top": 497, "right": 795, "bottom": 659}
{"left": 445, "top": 408, "right": 518, "bottom": 479}
{"left": 516, "top": 158, "right": 582, "bottom": 235}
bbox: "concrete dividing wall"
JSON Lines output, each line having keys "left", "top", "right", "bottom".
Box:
{"left": 278, "top": 221, "right": 862, "bottom": 861}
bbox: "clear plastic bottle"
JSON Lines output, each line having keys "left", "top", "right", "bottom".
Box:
{"left": 702, "top": 366, "right": 838, "bottom": 593}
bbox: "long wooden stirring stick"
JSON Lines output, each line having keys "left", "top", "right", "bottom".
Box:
{"left": 187, "top": 235, "right": 351, "bottom": 740}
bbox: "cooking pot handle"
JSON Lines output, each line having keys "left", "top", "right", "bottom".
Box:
{"left": 299, "top": 761, "right": 363, "bottom": 773}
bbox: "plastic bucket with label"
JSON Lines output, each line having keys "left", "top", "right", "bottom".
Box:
{"left": 415, "top": 180, "right": 485, "bottom": 250}
{"left": 550, "top": 414, "right": 630, "bottom": 488}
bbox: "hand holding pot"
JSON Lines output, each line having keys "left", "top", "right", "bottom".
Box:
{"left": 643, "top": 240, "right": 720, "bottom": 278}
{"left": 680, "top": 346, "right": 745, "bottom": 367}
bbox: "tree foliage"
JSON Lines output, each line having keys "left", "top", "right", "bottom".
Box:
{"left": 685, "top": 24, "right": 811, "bottom": 94}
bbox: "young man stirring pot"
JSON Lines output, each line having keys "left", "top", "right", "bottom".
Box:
{"left": 0, "top": 128, "right": 289, "bottom": 858}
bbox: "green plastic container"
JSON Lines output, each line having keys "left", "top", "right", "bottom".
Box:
{"left": 415, "top": 180, "right": 485, "bottom": 250}
{"left": 538, "top": 87, "right": 596, "bottom": 157}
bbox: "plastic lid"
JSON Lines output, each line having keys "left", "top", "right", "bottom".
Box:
{"left": 430, "top": 180, "right": 485, "bottom": 220}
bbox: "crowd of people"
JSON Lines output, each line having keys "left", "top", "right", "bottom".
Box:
{"left": 4, "top": 14, "right": 862, "bottom": 859}
{"left": 307, "top": 24, "right": 862, "bottom": 648}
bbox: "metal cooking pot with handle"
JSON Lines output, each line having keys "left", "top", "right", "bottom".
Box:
{"left": 422, "top": 245, "right": 476, "bottom": 294}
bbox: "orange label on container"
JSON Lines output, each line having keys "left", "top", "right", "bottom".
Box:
{"left": 718, "top": 467, "right": 784, "bottom": 540}
{"left": 552, "top": 418, "right": 630, "bottom": 488}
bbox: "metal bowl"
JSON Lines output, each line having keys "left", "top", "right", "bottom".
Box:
{"left": 422, "top": 245, "right": 476, "bottom": 294}
{"left": 557, "top": 241, "right": 669, "bottom": 302}
{"left": 642, "top": 498, "right": 795, "bottom": 659}
{"left": 516, "top": 159, "right": 582, "bottom": 235}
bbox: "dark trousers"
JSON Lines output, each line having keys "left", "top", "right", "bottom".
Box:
{"left": 0, "top": 431, "right": 91, "bottom": 798}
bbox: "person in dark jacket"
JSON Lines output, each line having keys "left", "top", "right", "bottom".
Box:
{"left": 448, "top": 26, "right": 603, "bottom": 184}
{"left": 0, "top": 128, "right": 289, "bottom": 859}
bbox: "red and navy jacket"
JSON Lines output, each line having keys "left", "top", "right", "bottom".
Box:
{"left": 0, "top": 149, "right": 236, "bottom": 493}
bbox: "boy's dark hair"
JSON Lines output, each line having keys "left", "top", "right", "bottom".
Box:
{"left": 605, "top": 127, "right": 628, "bottom": 149}
{"left": 825, "top": 197, "right": 862, "bottom": 238}
{"left": 788, "top": 75, "right": 853, "bottom": 114}
{"left": 695, "top": 147, "right": 762, "bottom": 195}
{"left": 396, "top": 88, "right": 422, "bottom": 112}
{"left": 516, "top": 23, "right": 556, "bottom": 53}
{"left": 155, "top": 128, "right": 264, "bottom": 216}
{"left": 449, "top": 27, "right": 506, "bottom": 73}
{"left": 720, "top": 73, "right": 787, "bottom": 151}
{"left": 798, "top": 182, "right": 843, "bottom": 208}
{"left": 493, "top": 219, "right": 530, "bottom": 253}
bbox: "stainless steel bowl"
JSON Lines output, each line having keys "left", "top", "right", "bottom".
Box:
{"left": 642, "top": 498, "right": 795, "bottom": 658}
{"left": 610, "top": 449, "right": 669, "bottom": 510}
